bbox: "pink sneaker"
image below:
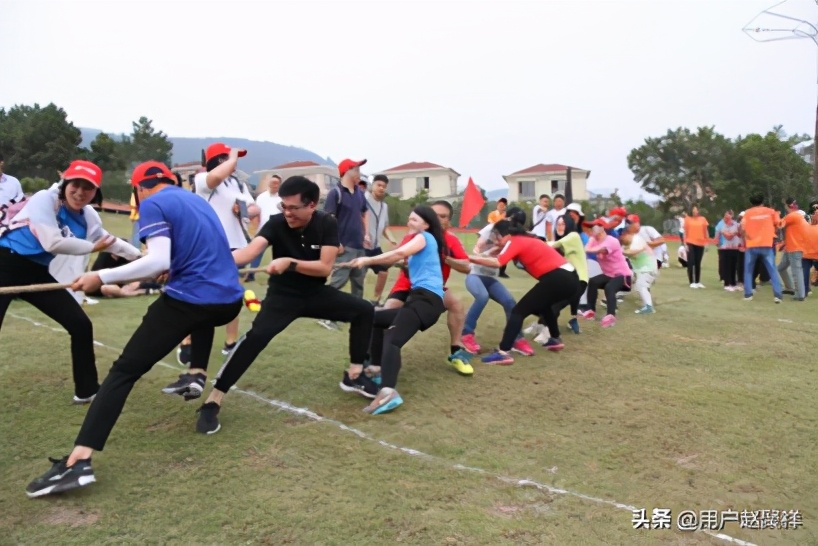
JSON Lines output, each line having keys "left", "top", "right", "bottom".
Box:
{"left": 581, "top": 310, "right": 596, "bottom": 320}
{"left": 512, "top": 338, "right": 535, "bottom": 356}
{"left": 461, "top": 333, "right": 481, "bottom": 353}
{"left": 601, "top": 314, "right": 617, "bottom": 328}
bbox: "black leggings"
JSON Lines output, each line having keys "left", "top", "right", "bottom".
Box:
{"left": 75, "top": 294, "right": 242, "bottom": 451}
{"left": 587, "top": 274, "right": 625, "bottom": 316}
{"left": 722, "top": 248, "right": 739, "bottom": 287}
{"left": 370, "top": 288, "right": 445, "bottom": 389}
{"left": 500, "top": 268, "right": 580, "bottom": 349}
{"left": 687, "top": 244, "right": 705, "bottom": 284}
{"left": 0, "top": 248, "right": 99, "bottom": 398}
{"left": 215, "top": 285, "right": 374, "bottom": 393}
{"left": 543, "top": 280, "right": 588, "bottom": 325}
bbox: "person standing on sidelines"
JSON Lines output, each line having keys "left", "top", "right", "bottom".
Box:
{"left": 530, "top": 194, "right": 551, "bottom": 241}
{"left": 194, "top": 176, "right": 376, "bottom": 434}
{"left": 25, "top": 161, "right": 245, "bottom": 498}
{"left": 194, "top": 143, "right": 257, "bottom": 355}
{"left": 0, "top": 160, "right": 137, "bottom": 403}
{"left": 363, "top": 174, "right": 397, "bottom": 305}
{"left": 741, "top": 194, "right": 783, "bottom": 303}
{"left": 683, "top": 205, "right": 709, "bottom": 288}
{"left": 0, "top": 153, "right": 24, "bottom": 209}
{"left": 317, "top": 158, "right": 369, "bottom": 330}
{"left": 544, "top": 193, "right": 566, "bottom": 241}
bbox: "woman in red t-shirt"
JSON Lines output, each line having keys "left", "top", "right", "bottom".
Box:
{"left": 469, "top": 212, "right": 580, "bottom": 363}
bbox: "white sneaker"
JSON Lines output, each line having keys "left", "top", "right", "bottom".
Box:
{"left": 523, "top": 321, "right": 543, "bottom": 336}
{"left": 316, "top": 319, "right": 340, "bottom": 331}
{"left": 83, "top": 297, "right": 99, "bottom": 305}
{"left": 690, "top": 283, "right": 697, "bottom": 289}
{"left": 696, "top": 283, "right": 705, "bottom": 289}
{"left": 533, "top": 330, "right": 549, "bottom": 345}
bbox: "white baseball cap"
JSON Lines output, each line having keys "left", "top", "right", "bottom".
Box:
{"left": 566, "top": 202, "right": 584, "bottom": 216}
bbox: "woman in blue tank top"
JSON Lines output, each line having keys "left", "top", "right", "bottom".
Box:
{"left": 347, "top": 205, "right": 446, "bottom": 414}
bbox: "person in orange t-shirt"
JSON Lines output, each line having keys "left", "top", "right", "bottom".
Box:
{"left": 682, "top": 205, "right": 709, "bottom": 287}
{"left": 740, "top": 193, "right": 782, "bottom": 301}
{"left": 778, "top": 198, "right": 808, "bottom": 300}
{"left": 488, "top": 198, "right": 509, "bottom": 277}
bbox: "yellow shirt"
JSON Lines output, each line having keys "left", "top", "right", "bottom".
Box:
{"left": 129, "top": 194, "right": 139, "bottom": 221}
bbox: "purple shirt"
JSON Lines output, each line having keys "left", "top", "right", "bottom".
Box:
{"left": 324, "top": 184, "right": 367, "bottom": 249}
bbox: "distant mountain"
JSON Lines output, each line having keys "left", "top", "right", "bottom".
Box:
{"left": 79, "top": 128, "right": 334, "bottom": 174}
{"left": 486, "top": 188, "right": 507, "bottom": 201}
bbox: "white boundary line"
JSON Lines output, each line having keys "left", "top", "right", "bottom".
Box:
{"left": 8, "top": 312, "right": 757, "bottom": 546}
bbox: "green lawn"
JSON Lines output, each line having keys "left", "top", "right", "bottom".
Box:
{"left": 1, "top": 213, "right": 815, "bottom": 545}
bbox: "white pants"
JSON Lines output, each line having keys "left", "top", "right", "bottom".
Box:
{"left": 634, "top": 270, "right": 658, "bottom": 307}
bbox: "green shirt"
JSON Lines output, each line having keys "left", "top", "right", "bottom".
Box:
{"left": 549, "top": 232, "right": 589, "bottom": 282}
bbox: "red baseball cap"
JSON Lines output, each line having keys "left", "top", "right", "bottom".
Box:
{"left": 63, "top": 160, "right": 102, "bottom": 187}
{"left": 626, "top": 214, "right": 640, "bottom": 224}
{"left": 582, "top": 218, "right": 606, "bottom": 227}
{"left": 338, "top": 158, "right": 367, "bottom": 177}
{"left": 608, "top": 207, "right": 627, "bottom": 218}
{"left": 130, "top": 161, "right": 176, "bottom": 187}
{"left": 205, "top": 143, "right": 247, "bottom": 163}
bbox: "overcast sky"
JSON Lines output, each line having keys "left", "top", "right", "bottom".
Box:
{"left": 2, "top": 0, "right": 817, "bottom": 199}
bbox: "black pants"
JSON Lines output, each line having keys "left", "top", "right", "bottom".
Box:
{"left": 687, "top": 244, "right": 704, "bottom": 284}
{"left": 370, "top": 288, "right": 445, "bottom": 389}
{"left": 736, "top": 251, "right": 745, "bottom": 283}
{"left": 214, "top": 285, "right": 374, "bottom": 393}
{"left": 717, "top": 249, "right": 725, "bottom": 281}
{"left": 722, "top": 249, "right": 740, "bottom": 287}
{"left": 500, "top": 268, "right": 580, "bottom": 349}
{"left": 587, "top": 274, "right": 625, "bottom": 316}
{"left": 546, "top": 280, "right": 588, "bottom": 324}
{"left": 499, "top": 264, "right": 508, "bottom": 277}
{"left": 75, "top": 294, "right": 242, "bottom": 450}
{"left": 0, "top": 248, "right": 99, "bottom": 398}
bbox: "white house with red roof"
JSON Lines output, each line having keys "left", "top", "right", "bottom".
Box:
{"left": 502, "top": 163, "right": 590, "bottom": 203}
{"left": 253, "top": 160, "right": 340, "bottom": 198}
{"left": 371, "top": 161, "right": 460, "bottom": 200}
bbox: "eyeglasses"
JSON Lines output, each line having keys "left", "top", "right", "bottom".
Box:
{"left": 277, "top": 202, "right": 310, "bottom": 213}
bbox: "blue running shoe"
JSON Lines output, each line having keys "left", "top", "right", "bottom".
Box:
{"left": 364, "top": 387, "right": 404, "bottom": 415}
{"left": 481, "top": 350, "right": 514, "bottom": 366}
{"left": 568, "top": 317, "right": 580, "bottom": 334}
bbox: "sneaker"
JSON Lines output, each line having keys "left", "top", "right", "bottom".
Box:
{"left": 580, "top": 310, "right": 596, "bottom": 320}
{"left": 744, "top": 295, "right": 753, "bottom": 301}
{"left": 461, "top": 333, "right": 481, "bottom": 353}
{"left": 635, "top": 305, "right": 655, "bottom": 314}
{"left": 316, "top": 319, "right": 341, "bottom": 331}
{"left": 511, "top": 338, "right": 535, "bottom": 356}
{"left": 695, "top": 283, "right": 705, "bottom": 289}
{"left": 601, "top": 314, "right": 617, "bottom": 328}
{"left": 523, "top": 321, "right": 543, "bottom": 336}
{"left": 363, "top": 365, "right": 382, "bottom": 385}
{"left": 221, "top": 342, "right": 236, "bottom": 356}
{"left": 162, "top": 373, "right": 206, "bottom": 401}
{"left": 542, "top": 337, "right": 565, "bottom": 351}
{"left": 567, "top": 317, "right": 580, "bottom": 334}
{"left": 339, "top": 371, "right": 379, "bottom": 399}
{"left": 363, "top": 387, "right": 404, "bottom": 415}
{"left": 196, "top": 402, "right": 221, "bottom": 434}
{"left": 72, "top": 393, "right": 96, "bottom": 405}
{"left": 447, "top": 349, "right": 475, "bottom": 375}
{"left": 774, "top": 297, "right": 782, "bottom": 304}
{"left": 83, "top": 297, "right": 99, "bottom": 306}
{"left": 690, "top": 283, "right": 697, "bottom": 289}
{"left": 533, "top": 330, "right": 550, "bottom": 345}
{"left": 481, "top": 350, "right": 514, "bottom": 366}
{"left": 26, "top": 456, "right": 95, "bottom": 498}
{"left": 176, "top": 343, "right": 192, "bottom": 366}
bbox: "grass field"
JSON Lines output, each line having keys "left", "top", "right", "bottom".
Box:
{"left": 2, "top": 213, "right": 816, "bottom": 545}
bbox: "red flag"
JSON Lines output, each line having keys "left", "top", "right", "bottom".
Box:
{"left": 459, "top": 177, "right": 487, "bottom": 228}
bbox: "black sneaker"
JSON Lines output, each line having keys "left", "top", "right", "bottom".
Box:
{"left": 177, "top": 344, "right": 192, "bottom": 366}
{"left": 161, "top": 373, "right": 206, "bottom": 401}
{"left": 339, "top": 371, "right": 379, "bottom": 399}
{"left": 196, "top": 402, "right": 221, "bottom": 434}
{"left": 26, "top": 456, "right": 95, "bottom": 498}
{"left": 221, "top": 342, "right": 237, "bottom": 356}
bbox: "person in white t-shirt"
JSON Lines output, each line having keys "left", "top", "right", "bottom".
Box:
{"left": 529, "top": 194, "right": 551, "bottom": 240}
{"left": 623, "top": 214, "right": 666, "bottom": 270}
{"left": 0, "top": 153, "right": 24, "bottom": 209}
{"left": 194, "top": 143, "right": 258, "bottom": 355}
{"left": 621, "top": 222, "right": 658, "bottom": 314}
{"left": 544, "top": 193, "right": 566, "bottom": 241}
{"left": 255, "top": 174, "right": 282, "bottom": 224}
{"left": 363, "top": 174, "right": 397, "bottom": 305}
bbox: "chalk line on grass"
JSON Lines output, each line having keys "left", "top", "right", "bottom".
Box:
{"left": 8, "top": 312, "right": 757, "bottom": 546}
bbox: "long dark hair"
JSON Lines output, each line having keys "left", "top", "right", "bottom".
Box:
{"left": 494, "top": 206, "right": 537, "bottom": 238}
{"left": 555, "top": 213, "right": 576, "bottom": 242}
{"left": 411, "top": 205, "right": 446, "bottom": 267}
{"left": 58, "top": 179, "right": 103, "bottom": 207}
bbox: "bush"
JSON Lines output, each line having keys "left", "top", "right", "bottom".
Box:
{"left": 20, "top": 177, "right": 51, "bottom": 194}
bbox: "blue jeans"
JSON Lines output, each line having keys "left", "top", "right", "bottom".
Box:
{"left": 744, "top": 247, "right": 782, "bottom": 298}
{"left": 463, "top": 274, "right": 520, "bottom": 339}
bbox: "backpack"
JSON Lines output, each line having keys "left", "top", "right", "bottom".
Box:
{"left": 0, "top": 196, "right": 30, "bottom": 237}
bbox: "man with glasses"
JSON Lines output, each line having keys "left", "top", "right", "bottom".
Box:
{"left": 317, "top": 158, "right": 370, "bottom": 330}
{"left": 193, "top": 176, "right": 377, "bottom": 434}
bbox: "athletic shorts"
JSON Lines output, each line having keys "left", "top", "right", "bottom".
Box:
{"left": 364, "top": 247, "right": 390, "bottom": 274}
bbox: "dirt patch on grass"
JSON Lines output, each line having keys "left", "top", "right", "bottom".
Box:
{"left": 42, "top": 506, "right": 100, "bottom": 527}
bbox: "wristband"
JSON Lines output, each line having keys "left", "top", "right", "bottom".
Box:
{"left": 287, "top": 261, "right": 298, "bottom": 272}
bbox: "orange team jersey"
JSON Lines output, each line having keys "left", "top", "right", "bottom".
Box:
{"left": 683, "top": 215, "right": 709, "bottom": 246}
{"left": 782, "top": 211, "right": 809, "bottom": 252}
{"left": 801, "top": 223, "right": 818, "bottom": 259}
{"left": 390, "top": 230, "right": 468, "bottom": 293}
{"left": 741, "top": 206, "right": 780, "bottom": 248}
{"left": 496, "top": 235, "right": 566, "bottom": 278}
{"left": 488, "top": 210, "right": 505, "bottom": 224}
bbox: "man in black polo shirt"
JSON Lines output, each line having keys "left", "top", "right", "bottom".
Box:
{"left": 194, "top": 176, "right": 377, "bottom": 434}
{"left": 317, "top": 158, "right": 369, "bottom": 330}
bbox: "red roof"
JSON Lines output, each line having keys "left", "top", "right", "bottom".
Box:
{"left": 382, "top": 161, "right": 447, "bottom": 172}
{"left": 271, "top": 160, "right": 321, "bottom": 169}
{"left": 510, "top": 163, "right": 577, "bottom": 175}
